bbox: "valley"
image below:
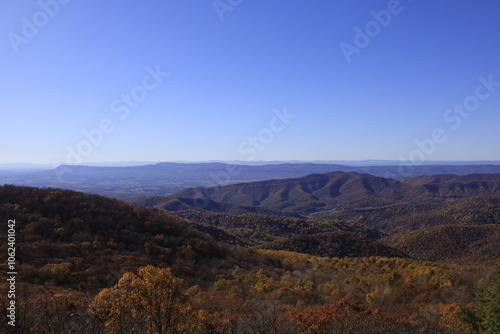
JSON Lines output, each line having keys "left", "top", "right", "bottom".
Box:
{"left": 1, "top": 162, "right": 499, "bottom": 332}
{"left": 2, "top": 161, "right": 500, "bottom": 198}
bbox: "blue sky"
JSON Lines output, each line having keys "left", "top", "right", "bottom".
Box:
{"left": 1, "top": 0, "right": 500, "bottom": 164}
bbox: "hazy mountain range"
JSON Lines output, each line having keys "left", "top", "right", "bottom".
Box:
{"left": 2, "top": 163, "right": 500, "bottom": 332}
{"left": 127, "top": 171, "right": 500, "bottom": 215}
{"left": 2, "top": 161, "right": 500, "bottom": 198}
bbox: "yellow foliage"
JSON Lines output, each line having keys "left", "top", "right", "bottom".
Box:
{"left": 89, "top": 265, "right": 204, "bottom": 333}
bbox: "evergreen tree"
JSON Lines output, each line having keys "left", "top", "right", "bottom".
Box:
{"left": 456, "top": 263, "right": 500, "bottom": 333}
{"left": 475, "top": 264, "right": 500, "bottom": 333}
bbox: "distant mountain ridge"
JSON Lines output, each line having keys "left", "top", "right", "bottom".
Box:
{"left": 2, "top": 162, "right": 500, "bottom": 198}
{"left": 168, "top": 171, "right": 426, "bottom": 214}
{"left": 127, "top": 171, "right": 500, "bottom": 216}
{"left": 139, "top": 195, "right": 298, "bottom": 217}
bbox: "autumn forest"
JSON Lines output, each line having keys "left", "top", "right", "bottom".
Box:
{"left": 1, "top": 166, "right": 500, "bottom": 333}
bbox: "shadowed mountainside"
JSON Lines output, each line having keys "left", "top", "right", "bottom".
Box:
{"left": 383, "top": 225, "right": 500, "bottom": 264}
{"left": 258, "top": 231, "right": 409, "bottom": 259}
{"left": 0, "top": 184, "right": 498, "bottom": 333}
{"left": 130, "top": 195, "right": 301, "bottom": 217}
{"left": 0, "top": 185, "right": 253, "bottom": 289}
{"left": 321, "top": 197, "right": 500, "bottom": 234}
{"left": 153, "top": 172, "right": 429, "bottom": 215}
{"left": 129, "top": 172, "right": 500, "bottom": 216}
{"left": 175, "top": 211, "right": 386, "bottom": 246}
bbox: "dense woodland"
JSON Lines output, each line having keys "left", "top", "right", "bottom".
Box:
{"left": 384, "top": 225, "right": 500, "bottom": 264}
{"left": 1, "top": 180, "right": 499, "bottom": 333}
{"left": 257, "top": 232, "right": 408, "bottom": 259}
{"left": 321, "top": 197, "right": 500, "bottom": 234}
{"left": 176, "top": 211, "right": 386, "bottom": 246}
{"left": 130, "top": 171, "right": 500, "bottom": 216}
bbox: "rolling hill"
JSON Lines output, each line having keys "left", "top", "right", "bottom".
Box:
{"left": 0, "top": 184, "right": 246, "bottom": 288}
{"left": 258, "top": 231, "right": 408, "bottom": 259}
{"left": 0, "top": 184, "right": 497, "bottom": 333}
{"left": 3, "top": 162, "right": 500, "bottom": 198}
{"left": 175, "top": 211, "right": 386, "bottom": 246}
{"left": 322, "top": 197, "right": 500, "bottom": 234}
{"left": 401, "top": 172, "right": 500, "bottom": 184}
{"left": 129, "top": 195, "right": 298, "bottom": 217}
{"left": 129, "top": 171, "right": 500, "bottom": 216}
{"left": 383, "top": 225, "right": 500, "bottom": 263}
{"left": 160, "top": 171, "right": 429, "bottom": 215}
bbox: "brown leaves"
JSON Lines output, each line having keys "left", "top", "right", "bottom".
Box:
{"left": 89, "top": 265, "right": 205, "bottom": 334}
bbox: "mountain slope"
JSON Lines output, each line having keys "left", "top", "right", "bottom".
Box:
{"left": 258, "top": 231, "right": 408, "bottom": 258}
{"left": 0, "top": 185, "right": 249, "bottom": 289}
{"left": 401, "top": 173, "right": 500, "bottom": 199}
{"left": 128, "top": 195, "right": 300, "bottom": 217}
{"left": 175, "top": 211, "right": 386, "bottom": 246}
{"left": 3, "top": 162, "right": 500, "bottom": 198}
{"left": 166, "top": 171, "right": 500, "bottom": 216}
{"left": 401, "top": 172, "right": 500, "bottom": 184}
{"left": 168, "top": 171, "right": 431, "bottom": 215}
{"left": 0, "top": 163, "right": 360, "bottom": 197}
{"left": 0, "top": 185, "right": 495, "bottom": 334}
{"left": 321, "top": 197, "right": 500, "bottom": 234}
{"left": 383, "top": 225, "right": 500, "bottom": 263}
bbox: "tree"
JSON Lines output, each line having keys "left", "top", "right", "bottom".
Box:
{"left": 456, "top": 263, "right": 500, "bottom": 333}
{"left": 475, "top": 264, "right": 500, "bottom": 333}
{"left": 89, "top": 265, "right": 204, "bottom": 333}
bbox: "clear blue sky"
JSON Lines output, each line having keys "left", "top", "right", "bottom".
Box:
{"left": 1, "top": 0, "right": 500, "bottom": 164}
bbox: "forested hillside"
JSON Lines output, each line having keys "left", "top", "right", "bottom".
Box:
{"left": 4, "top": 162, "right": 500, "bottom": 198}
{"left": 176, "top": 211, "right": 386, "bottom": 245}
{"left": 258, "top": 231, "right": 408, "bottom": 258}
{"left": 169, "top": 171, "right": 429, "bottom": 214}
{"left": 0, "top": 185, "right": 241, "bottom": 288}
{"left": 321, "top": 197, "right": 500, "bottom": 234}
{"left": 1, "top": 184, "right": 499, "bottom": 332}
{"left": 383, "top": 225, "right": 500, "bottom": 264}
{"left": 128, "top": 171, "right": 500, "bottom": 217}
